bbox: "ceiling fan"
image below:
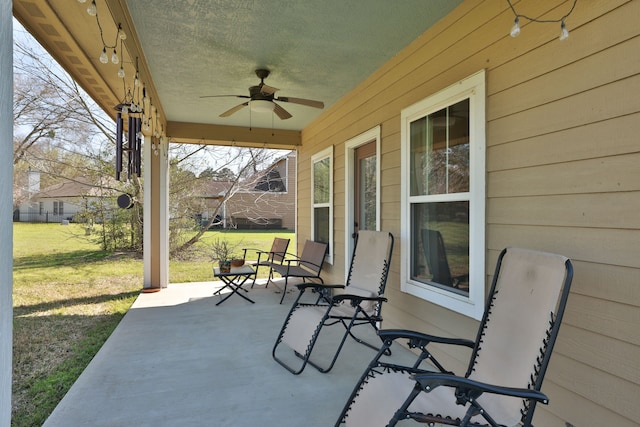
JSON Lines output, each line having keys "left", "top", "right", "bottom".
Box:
{"left": 200, "top": 69, "right": 324, "bottom": 120}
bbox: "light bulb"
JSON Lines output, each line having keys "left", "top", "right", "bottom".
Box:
{"left": 99, "top": 47, "right": 108, "bottom": 64}
{"left": 510, "top": 17, "right": 521, "bottom": 38}
{"left": 77, "top": 0, "right": 87, "bottom": 3}
{"left": 118, "top": 67, "right": 125, "bottom": 78}
{"left": 559, "top": 21, "right": 569, "bottom": 41}
{"left": 118, "top": 25, "right": 127, "bottom": 40}
{"left": 87, "top": 0, "right": 97, "bottom": 16}
{"left": 111, "top": 49, "right": 119, "bottom": 64}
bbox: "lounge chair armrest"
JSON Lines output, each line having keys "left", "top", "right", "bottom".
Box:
{"left": 295, "top": 283, "right": 344, "bottom": 291}
{"left": 412, "top": 373, "right": 550, "bottom": 404}
{"left": 332, "top": 294, "right": 387, "bottom": 305}
{"left": 378, "top": 329, "right": 475, "bottom": 349}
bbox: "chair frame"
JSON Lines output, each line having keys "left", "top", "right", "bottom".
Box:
{"left": 268, "top": 240, "right": 328, "bottom": 304}
{"left": 242, "top": 237, "right": 290, "bottom": 288}
{"left": 336, "top": 247, "right": 573, "bottom": 427}
{"left": 273, "top": 231, "right": 394, "bottom": 375}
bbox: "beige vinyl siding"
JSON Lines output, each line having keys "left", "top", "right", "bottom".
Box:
{"left": 298, "top": 0, "right": 639, "bottom": 424}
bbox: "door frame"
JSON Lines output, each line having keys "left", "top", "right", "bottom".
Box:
{"left": 344, "top": 125, "right": 381, "bottom": 277}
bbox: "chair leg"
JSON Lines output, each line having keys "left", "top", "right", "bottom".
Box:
{"left": 279, "top": 276, "right": 293, "bottom": 304}
{"left": 250, "top": 265, "right": 259, "bottom": 288}
{"left": 388, "top": 383, "right": 423, "bottom": 427}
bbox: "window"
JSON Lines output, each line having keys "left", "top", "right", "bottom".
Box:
{"left": 53, "top": 201, "right": 64, "bottom": 216}
{"left": 253, "top": 169, "right": 286, "bottom": 192}
{"left": 400, "top": 70, "right": 486, "bottom": 320}
{"left": 311, "top": 146, "right": 333, "bottom": 264}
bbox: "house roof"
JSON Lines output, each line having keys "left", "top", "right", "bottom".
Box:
{"left": 199, "top": 151, "right": 293, "bottom": 198}
{"left": 32, "top": 178, "right": 120, "bottom": 199}
{"left": 200, "top": 181, "right": 234, "bottom": 199}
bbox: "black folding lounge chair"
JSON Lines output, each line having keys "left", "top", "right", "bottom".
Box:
{"left": 242, "top": 237, "right": 290, "bottom": 288}
{"left": 336, "top": 247, "right": 573, "bottom": 427}
{"left": 422, "top": 228, "right": 468, "bottom": 289}
{"left": 269, "top": 240, "right": 328, "bottom": 304}
{"left": 273, "top": 230, "right": 394, "bottom": 375}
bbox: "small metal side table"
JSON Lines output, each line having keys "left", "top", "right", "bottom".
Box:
{"left": 212, "top": 265, "right": 256, "bottom": 305}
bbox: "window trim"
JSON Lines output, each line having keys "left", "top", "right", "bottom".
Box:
{"left": 400, "top": 70, "right": 486, "bottom": 320}
{"left": 311, "top": 146, "right": 334, "bottom": 264}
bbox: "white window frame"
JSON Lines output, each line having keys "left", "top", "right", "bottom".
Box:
{"left": 400, "top": 70, "right": 486, "bottom": 320}
{"left": 344, "top": 126, "right": 381, "bottom": 276}
{"left": 311, "top": 146, "right": 334, "bottom": 264}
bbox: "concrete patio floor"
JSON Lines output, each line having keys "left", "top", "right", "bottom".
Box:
{"left": 41, "top": 280, "right": 414, "bottom": 427}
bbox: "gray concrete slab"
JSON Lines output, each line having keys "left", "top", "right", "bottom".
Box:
{"left": 42, "top": 281, "right": 415, "bottom": 427}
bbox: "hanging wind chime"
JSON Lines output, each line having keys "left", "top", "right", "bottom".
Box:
{"left": 114, "top": 72, "right": 143, "bottom": 181}
{"left": 78, "top": 0, "right": 150, "bottom": 182}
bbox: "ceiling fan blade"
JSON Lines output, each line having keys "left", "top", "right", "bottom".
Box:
{"left": 200, "top": 94, "right": 250, "bottom": 99}
{"left": 260, "top": 84, "right": 279, "bottom": 95}
{"left": 219, "top": 102, "right": 248, "bottom": 117}
{"left": 272, "top": 102, "right": 292, "bottom": 120}
{"left": 276, "top": 96, "right": 324, "bottom": 109}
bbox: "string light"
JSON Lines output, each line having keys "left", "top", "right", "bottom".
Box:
{"left": 86, "top": 0, "right": 97, "bottom": 16}
{"left": 559, "top": 21, "right": 570, "bottom": 41}
{"left": 510, "top": 17, "right": 521, "bottom": 37}
{"left": 111, "top": 48, "right": 119, "bottom": 64}
{"left": 99, "top": 47, "right": 108, "bottom": 64}
{"left": 507, "top": 0, "right": 577, "bottom": 41}
{"left": 81, "top": 1, "right": 127, "bottom": 75}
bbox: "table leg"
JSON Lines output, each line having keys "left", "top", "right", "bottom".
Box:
{"left": 215, "top": 274, "right": 255, "bottom": 305}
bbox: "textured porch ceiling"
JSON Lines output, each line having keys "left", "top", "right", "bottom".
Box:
{"left": 13, "top": 0, "right": 463, "bottom": 143}
{"left": 123, "top": 0, "right": 463, "bottom": 132}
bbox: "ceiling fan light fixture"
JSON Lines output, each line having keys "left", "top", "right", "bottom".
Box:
{"left": 250, "top": 99, "right": 274, "bottom": 113}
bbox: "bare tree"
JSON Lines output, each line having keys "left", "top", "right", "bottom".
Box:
{"left": 168, "top": 145, "right": 283, "bottom": 255}
{"left": 14, "top": 27, "right": 289, "bottom": 257}
{"left": 13, "top": 35, "right": 144, "bottom": 251}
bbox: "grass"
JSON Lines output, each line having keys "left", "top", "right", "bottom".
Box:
{"left": 12, "top": 223, "right": 294, "bottom": 426}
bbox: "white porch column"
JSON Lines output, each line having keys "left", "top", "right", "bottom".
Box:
{"left": 143, "top": 135, "right": 169, "bottom": 289}
{"left": 0, "top": 1, "right": 13, "bottom": 425}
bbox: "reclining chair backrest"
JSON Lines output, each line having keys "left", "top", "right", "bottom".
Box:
{"left": 298, "top": 240, "right": 328, "bottom": 275}
{"left": 466, "top": 248, "right": 572, "bottom": 426}
{"left": 346, "top": 230, "right": 394, "bottom": 314}
{"left": 422, "top": 229, "right": 454, "bottom": 286}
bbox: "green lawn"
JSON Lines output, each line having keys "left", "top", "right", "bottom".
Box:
{"left": 12, "top": 223, "right": 294, "bottom": 426}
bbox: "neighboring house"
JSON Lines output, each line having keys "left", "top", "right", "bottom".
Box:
{"left": 16, "top": 176, "right": 118, "bottom": 223}
{"left": 200, "top": 152, "right": 296, "bottom": 230}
